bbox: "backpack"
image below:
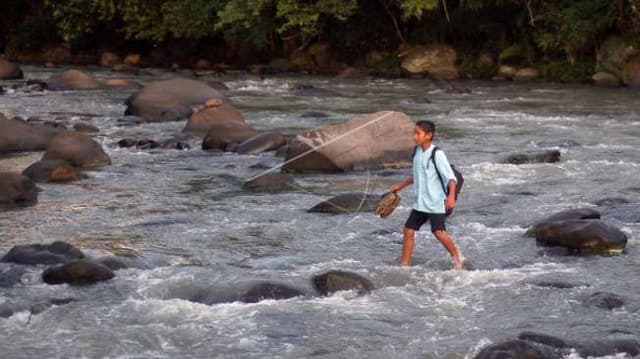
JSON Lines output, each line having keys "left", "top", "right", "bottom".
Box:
{"left": 428, "top": 146, "right": 464, "bottom": 216}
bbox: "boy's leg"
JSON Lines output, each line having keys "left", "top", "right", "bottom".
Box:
{"left": 401, "top": 210, "right": 427, "bottom": 266}
{"left": 433, "top": 230, "right": 464, "bottom": 270}
{"left": 401, "top": 227, "right": 415, "bottom": 266}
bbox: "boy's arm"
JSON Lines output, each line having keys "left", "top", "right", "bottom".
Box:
{"left": 445, "top": 179, "right": 456, "bottom": 209}
{"left": 390, "top": 176, "right": 413, "bottom": 193}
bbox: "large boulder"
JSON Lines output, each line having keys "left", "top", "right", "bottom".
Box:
{"left": 401, "top": 45, "right": 458, "bottom": 80}
{"left": 1, "top": 242, "right": 84, "bottom": 265}
{"left": 42, "top": 259, "right": 115, "bottom": 285}
{"left": 0, "top": 172, "right": 38, "bottom": 209}
{"left": 124, "top": 78, "right": 223, "bottom": 122}
{"left": 22, "top": 159, "right": 82, "bottom": 182}
{"left": 0, "top": 58, "right": 23, "bottom": 79}
{"left": 308, "top": 193, "right": 380, "bottom": 214}
{"left": 46, "top": 69, "right": 101, "bottom": 91}
{"left": 532, "top": 219, "right": 627, "bottom": 253}
{"left": 183, "top": 101, "right": 247, "bottom": 136}
{"left": 0, "top": 114, "right": 60, "bottom": 154}
{"left": 312, "top": 270, "right": 375, "bottom": 296}
{"left": 42, "top": 132, "right": 111, "bottom": 168}
{"left": 282, "top": 111, "right": 415, "bottom": 173}
{"left": 514, "top": 68, "right": 540, "bottom": 82}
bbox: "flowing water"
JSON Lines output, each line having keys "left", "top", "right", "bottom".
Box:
{"left": 1, "top": 67, "right": 639, "bottom": 358}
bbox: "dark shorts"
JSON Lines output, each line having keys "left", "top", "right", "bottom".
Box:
{"left": 404, "top": 209, "right": 446, "bottom": 232}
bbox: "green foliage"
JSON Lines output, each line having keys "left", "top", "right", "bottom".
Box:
{"left": 398, "top": 0, "right": 438, "bottom": 20}
{"left": 540, "top": 57, "right": 594, "bottom": 83}
{"left": 531, "top": 1, "right": 618, "bottom": 63}
{"left": 5, "top": 15, "right": 60, "bottom": 54}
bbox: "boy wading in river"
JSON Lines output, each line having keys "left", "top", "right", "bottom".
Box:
{"left": 390, "top": 120, "right": 464, "bottom": 270}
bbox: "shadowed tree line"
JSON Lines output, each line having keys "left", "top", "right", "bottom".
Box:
{"left": 1, "top": 0, "right": 640, "bottom": 81}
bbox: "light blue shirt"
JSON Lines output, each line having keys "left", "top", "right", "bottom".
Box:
{"left": 412, "top": 144, "right": 457, "bottom": 213}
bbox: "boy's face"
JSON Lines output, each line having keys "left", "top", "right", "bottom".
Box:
{"left": 413, "top": 126, "right": 433, "bottom": 146}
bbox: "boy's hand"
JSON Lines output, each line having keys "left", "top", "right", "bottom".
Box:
{"left": 445, "top": 195, "right": 456, "bottom": 210}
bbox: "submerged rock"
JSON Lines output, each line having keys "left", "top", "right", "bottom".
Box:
{"left": 533, "top": 219, "right": 627, "bottom": 253}
{"left": 42, "top": 132, "right": 111, "bottom": 168}
{"left": 502, "top": 149, "right": 561, "bottom": 164}
{"left": 243, "top": 173, "right": 295, "bottom": 192}
{"left": 124, "top": 78, "right": 223, "bottom": 122}
{"left": 308, "top": 193, "right": 380, "bottom": 214}
{"left": 525, "top": 208, "right": 601, "bottom": 237}
{"left": 583, "top": 291, "right": 625, "bottom": 310}
{"left": 22, "top": 159, "right": 82, "bottom": 182}
{"left": 237, "top": 282, "right": 306, "bottom": 303}
{"left": 235, "top": 132, "right": 286, "bottom": 155}
{"left": 46, "top": 69, "right": 101, "bottom": 90}
{"left": 1, "top": 242, "right": 84, "bottom": 265}
{"left": 0, "top": 114, "right": 61, "bottom": 154}
{"left": 474, "top": 339, "right": 561, "bottom": 359}
{"left": 42, "top": 259, "right": 115, "bottom": 285}
{"left": 0, "top": 172, "right": 39, "bottom": 209}
{"left": 312, "top": 270, "right": 375, "bottom": 295}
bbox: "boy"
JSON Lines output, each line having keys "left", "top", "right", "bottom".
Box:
{"left": 389, "top": 120, "right": 464, "bottom": 270}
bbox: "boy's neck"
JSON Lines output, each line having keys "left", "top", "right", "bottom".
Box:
{"left": 420, "top": 141, "right": 433, "bottom": 150}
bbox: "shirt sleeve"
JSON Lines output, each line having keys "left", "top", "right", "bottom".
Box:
{"left": 434, "top": 150, "right": 456, "bottom": 183}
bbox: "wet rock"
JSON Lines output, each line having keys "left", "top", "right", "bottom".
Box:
{"left": 525, "top": 208, "right": 601, "bottom": 237}
{"left": 594, "top": 197, "right": 630, "bottom": 207}
{"left": 97, "top": 256, "right": 148, "bottom": 270}
{"left": 243, "top": 173, "right": 295, "bottom": 192}
{"left": 600, "top": 202, "right": 640, "bottom": 223}
{"left": 400, "top": 96, "right": 432, "bottom": 105}
{"left": 536, "top": 139, "right": 581, "bottom": 149}
{"left": 0, "top": 114, "right": 61, "bottom": 154}
{"left": 308, "top": 193, "right": 380, "bottom": 214}
{"left": 124, "top": 78, "right": 223, "bottom": 122}
{"left": 237, "top": 282, "right": 306, "bottom": 303}
{"left": 235, "top": 132, "right": 286, "bottom": 155}
{"left": 301, "top": 111, "right": 329, "bottom": 118}
{"left": 312, "top": 270, "right": 375, "bottom": 296}
{"left": 183, "top": 104, "right": 247, "bottom": 136}
{"left": 117, "top": 138, "right": 190, "bottom": 150}
{"left": 0, "top": 265, "right": 27, "bottom": 287}
{"left": 474, "top": 339, "right": 562, "bottom": 359}
{"left": 0, "top": 172, "right": 39, "bottom": 209}
{"left": 72, "top": 123, "right": 99, "bottom": 133}
{"left": 291, "top": 83, "right": 343, "bottom": 97}
{"left": 42, "top": 131, "right": 111, "bottom": 168}
{"left": 583, "top": 291, "right": 625, "bottom": 310}
{"left": 518, "top": 332, "right": 640, "bottom": 358}
{"left": 282, "top": 111, "right": 415, "bottom": 173}
{"left": 1, "top": 242, "right": 84, "bottom": 265}
{"left": 22, "top": 159, "right": 82, "bottom": 182}
{"left": 533, "top": 219, "right": 627, "bottom": 253}
{"left": 42, "top": 259, "right": 115, "bottom": 285}
{"left": 46, "top": 69, "right": 101, "bottom": 91}
{"left": 502, "top": 149, "right": 561, "bottom": 164}
{"left": 202, "top": 122, "right": 259, "bottom": 150}
{"left": 0, "top": 58, "right": 23, "bottom": 80}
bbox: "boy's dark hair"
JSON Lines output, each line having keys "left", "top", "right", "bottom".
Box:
{"left": 416, "top": 120, "right": 435, "bottom": 134}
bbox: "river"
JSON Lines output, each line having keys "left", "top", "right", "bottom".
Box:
{"left": 1, "top": 66, "right": 639, "bottom": 358}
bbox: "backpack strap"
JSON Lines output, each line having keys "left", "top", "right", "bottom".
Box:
{"left": 429, "top": 146, "right": 448, "bottom": 195}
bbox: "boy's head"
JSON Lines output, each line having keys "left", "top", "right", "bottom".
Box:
{"left": 414, "top": 120, "right": 435, "bottom": 145}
